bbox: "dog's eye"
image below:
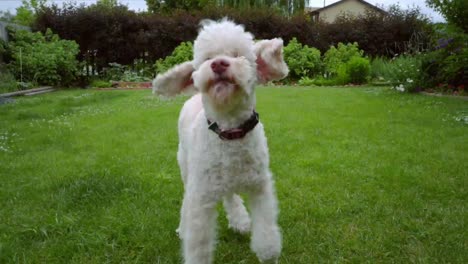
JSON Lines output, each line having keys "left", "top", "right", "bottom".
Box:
{"left": 206, "top": 57, "right": 211, "bottom": 61}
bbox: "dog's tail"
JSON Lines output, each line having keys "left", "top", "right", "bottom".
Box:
{"left": 152, "top": 61, "right": 197, "bottom": 96}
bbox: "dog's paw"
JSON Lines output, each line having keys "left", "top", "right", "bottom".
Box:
{"left": 228, "top": 216, "right": 251, "bottom": 234}
{"left": 260, "top": 257, "right": 278, "bottom": 264}
{"left": 175, "top": 227, "right": 183, "bottom": 240}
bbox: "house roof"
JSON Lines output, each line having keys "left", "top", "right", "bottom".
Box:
{"left": 309, "top": 0, "right": 387, "bottom": 15}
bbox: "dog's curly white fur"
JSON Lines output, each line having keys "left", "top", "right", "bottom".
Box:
{"left": 153, "top": 19, "right": 289, "bottom": 264}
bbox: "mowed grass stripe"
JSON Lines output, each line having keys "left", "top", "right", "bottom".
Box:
{"left": 0, "top": 87, "right": 466, "bottom": 263}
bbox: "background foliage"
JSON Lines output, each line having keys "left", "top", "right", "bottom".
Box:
{"left": 283, "top": 37, "right": 321, "bottom": 79}
{"left": 323, "top": 42, "right": 363, "bottom": 76}
{"left": 343, "top": 56, "right": 371, "bottom": 84}
{"left": 155, "top": 41, "right": 193, "bottom": 74}
{"left": 33, "top": 3, "right": 431, "bottom": 76}
{"left": 146, "top": 0, "right": 309, "bottom": 16}
{"left": 8, "top": 28, "right": 80, "bottom": 86}
{"left": 425, "top": 0, "right": 467, "bottom": 33}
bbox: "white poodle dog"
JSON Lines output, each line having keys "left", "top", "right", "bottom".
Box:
{"left": 152, "top": 19, "right": 289, "bottom": 264}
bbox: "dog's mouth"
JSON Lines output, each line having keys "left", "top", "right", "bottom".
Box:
{"left": 208, "top": 74, "right": 238, "bottom": 91}
{"left": 206, "top": 74, "right": 240, "bottom": 105}
{"left": 212, "top": 74, "right": 235, "bottom": 85}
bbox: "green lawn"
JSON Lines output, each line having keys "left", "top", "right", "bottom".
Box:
{"left": 0, "top": 87, "right": 466, "bottom": 263}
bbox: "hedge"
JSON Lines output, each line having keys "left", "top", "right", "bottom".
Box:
{"left": 34, "top": 4, "right": 431, "bottom": 74}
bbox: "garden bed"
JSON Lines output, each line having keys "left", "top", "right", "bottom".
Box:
{"left": 112, "top": 81, "right": 152, "bottom": 89}
{"left": 94, "top": 81, "right": 152, "bottom": 90}
{"left": 421, "top": 91, "right": 468, "bottom": 100}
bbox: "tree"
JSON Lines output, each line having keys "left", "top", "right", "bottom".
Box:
{"left": 426, "top": 0, "right": 467, "bottom": 32}
{"left": 97, "top": 0, "right": 119, "bottom": 8}
{"left": 8, "top": 28, "right": 80, "bottom": 86}
{"left": 0, "top": 11, "right": 15, "bottom": 22}
{"left": 145, "top": 0, "right": 309, "bottom": 16}
{"left": 14, "top": 0, "right": 48, "bottom": 26}
{"left": 146, "top": 0, "right": 203, "bottom": 13}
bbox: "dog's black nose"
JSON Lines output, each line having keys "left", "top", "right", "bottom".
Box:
{"left": 211, "top": 59, "right": 230, "bottom": 74}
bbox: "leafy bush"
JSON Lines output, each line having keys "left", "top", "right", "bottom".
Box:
{"left": 0, "top": 65, "right": 17, "bottom": 93}
{"left": 132, "top": 58, "right": 155, "bottom": 79}
{"left": 426, "top": 0, "right": 467, "bottom": 33}
{"left": 420, "top": 24, "right": 467, "bottom": 92}
{"left": 323, "top": 42, "right": 363, "bottom": 76}
{"left": 155, "top": 41, "right": 193, "bottom": 74}
{"left": 335, "top": 64, "right": 350, "bottom": 85}
{"left": 283, "top": 37, "right": 322, "bottom": 79}
{"left": 297, "top": 76, "right": 315, "bottom": 86}
{"left": 8, "top": 28, "right": 80, "bottom": 86}
{"left": 103, "top": 61, "right": 152, "bottom": 82}
{"left": 34, "top": 3, "right": 430, "bottom": 74}
{"left": 385, "top": 55, "right": 424, "bottom": 92}
{"left": 90, "top": 80, "right": 111, "bottom": 88}
{"left": 370, "top": 57, "right": 391, "bottom": 80}
{"left": 120, "top": 71, "right": 152, "bottom": 82}
{"left": 103, "top": 62, "right": 126, "bottom": 81}
{"left": 0, "top": 39, "right": 7, "bottom": 62}
{"left": 298, "top": 76, "right": 343, "bottom": 86}
{"left": 346, "top": 56, "right": 371, "bottom": 84}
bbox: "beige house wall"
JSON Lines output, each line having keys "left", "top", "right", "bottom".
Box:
{"left": 318, "top": 0, "right": 377, "bottom": 23}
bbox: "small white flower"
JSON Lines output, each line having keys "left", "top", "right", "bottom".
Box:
{"left": 406, "top": 78, "right": 413, "bottom": 83}
{"left": 394, "top": 84, "right": 405, "bottom": 92}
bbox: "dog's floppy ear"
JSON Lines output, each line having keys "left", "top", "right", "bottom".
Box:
{"left": 254, "top": 38, "right": 289, "bottom": 84}
{"left": 152, "top": 61, "right": 196, "bottom": 96}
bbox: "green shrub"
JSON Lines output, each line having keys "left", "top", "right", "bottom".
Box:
{"left": 385, "top": 55, "right": 424, "bottom": 92}
{"left": 283, "top": 37, "right": 322, "bottom": 79}
{"left": 296, "top": 43, "right": 369, "bottom": 86}
{"left": 420, "top": 24, "right": 467, "bottom": 92}
{"left": 323, "top": 42, "right": 364, "bottom": 76}
{"left": 103, "top": 62, "right": 125, "bottom": 81}
{"left": 120, "top": 71, "right": 151, "bottom": 82}
{"left": 155, "top": 41, "right": 193, "bottom": 74}
{"left": 0, "top": 39, "right": 7, "bottom": 63}
{"left": 132, "top": 58, "right": 155, "bottom": 79}
{"left": 8, "top": 28, "right": 80, "bottom": 86}
{"left": 346, "top": 56, "right": 371, "bottom": 84}
{"left": 0, "top": 65, "right": 17, "bottom": 93}
{"left": 103, "top": 61, "right": 152, "bottom": 82}
{"left": 335, "top": 64, "right": 350, "bottom": 85}
{"left": 370, "top": 57, "right": 391, "bottom": 80}
{"left": 298, "top": 76, "right": 342, "bottom": 86}
{"left": 298, "top": 56, "right": 370, "bottom": 86}
{"left": 90, "top": 80, "right": 111, "bottom": 88}
{"left": 297, "top": 76, "right": 315, "bottom": 86}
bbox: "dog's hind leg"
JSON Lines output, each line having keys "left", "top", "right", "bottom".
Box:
{"left": 182, "top": 192, "right": 218, "bottom": 264}
{"left": 176, "top": 144, "right": 188, "bottom": 238}
{"left": 177, "top": 143, "right": 188, "bottom": 185}
{"left": 249, "top": 176, "right": 281, "bottom": 263}
{"left": 223, "top": 194, "right": 251, "bottom": 234}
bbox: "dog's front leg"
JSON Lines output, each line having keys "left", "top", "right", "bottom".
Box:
{"left": 249, "top": 179, "right": 281, "bottom": 264}
{"left": 223, "top": 194, "right": 251, "bottom": 234}
{"left": 182, "top": 191, "right": 218, "bottom": 264}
